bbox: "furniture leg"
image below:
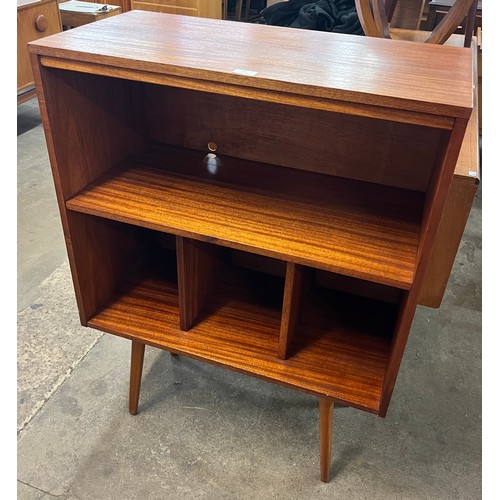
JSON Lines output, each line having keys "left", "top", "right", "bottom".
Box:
{"left": 235, "top": 0, "right": 243, "bottom": 20}
{"left": 319, "top": 398, "right": 334, "bottom": 482}
{"left": 463, "top": 0, "right": 479, "bottom": 47}
{"left": 129, "top": 340, "right": 145, "bottom": 415}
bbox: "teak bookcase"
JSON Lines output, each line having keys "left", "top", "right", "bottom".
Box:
{"left": 29, "top": 11, "right": 473, "bottom": 482}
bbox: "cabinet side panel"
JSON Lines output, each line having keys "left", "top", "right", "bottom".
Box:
{"left": 36, "top": 67, "right": 144, "bottom": 201}
{"left": 144, "top": 86, "right": 441, "bottom": 191}
{"left": 31, "top": 58, "right": 146, "bottom": 323}
{"left": 65, "top": 213, "right": 142, "bottom": 323}
{"left": 379, "top": 118, "right": 469, "bottom": 416}
{"left": 418, "top": 177, "right": 477, "bottom": 308}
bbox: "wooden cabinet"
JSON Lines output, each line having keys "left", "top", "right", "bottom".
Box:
{"left": 17, "top": 0, "right": 62, "bottom": 103}
{"left": 130, "top": 0, "right": 222, "bottom": 18}
{"left": 28, "top": 11, "right": 473, "bottom": 482}
{"left": 60, "top": 0, "right": 133, "bottom": 12}
{"left": 94, "top": 0, "right": 132, "bottom": 11}
{"left": 59, "top": 1, "right": 123, "bottom": 29}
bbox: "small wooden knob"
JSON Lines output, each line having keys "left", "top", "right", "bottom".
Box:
{"left": 35, "top": 15, "right": 48, "bottom": 32}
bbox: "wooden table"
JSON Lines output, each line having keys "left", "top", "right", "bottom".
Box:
{"left": 59, "top": 0, "right": 121, "bottom": 28}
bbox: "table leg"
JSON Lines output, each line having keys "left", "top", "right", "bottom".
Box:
{"left": 129, "top": 340, "right": 145, "bottom": 415}
{"left": 319, "top": 398, "right": 334, "bottom": 482}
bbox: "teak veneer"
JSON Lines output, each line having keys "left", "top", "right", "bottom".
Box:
{"left": 29, "top": 11, "right": 473, "bottom": 482}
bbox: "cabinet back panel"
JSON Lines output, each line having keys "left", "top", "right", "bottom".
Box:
{"left": 40, "top": 68, "right": 144, "bottom": 200}
{"left": 144, "top": 86, "right": 441, "bottom": 191}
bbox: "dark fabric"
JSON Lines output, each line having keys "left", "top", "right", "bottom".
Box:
{"left": 259, "top": 0, "right": 363, "bottom": 35}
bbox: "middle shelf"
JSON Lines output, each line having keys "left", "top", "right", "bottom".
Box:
{"left": 67, "top": 142, "right": 424, "bottom": 289}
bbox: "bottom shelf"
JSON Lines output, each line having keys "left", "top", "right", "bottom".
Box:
{"left": 88, "top": 265, "right": 397, "bottom": 414}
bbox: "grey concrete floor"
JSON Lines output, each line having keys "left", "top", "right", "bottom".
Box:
{"left": 17, "top": 98, "right": 482, "bottom": 499}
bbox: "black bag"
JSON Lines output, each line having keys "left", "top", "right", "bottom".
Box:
{"left": 259, "top": 0, "right": 363, "bottom": 35}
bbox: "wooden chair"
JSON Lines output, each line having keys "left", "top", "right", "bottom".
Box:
{"left": 355, "top": 0, "right": 478, "bottom": 46}
{"left": 235, "top": 0, "right": 266, "bottom": 21}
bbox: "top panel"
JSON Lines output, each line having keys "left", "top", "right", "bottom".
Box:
{"left": 29, "top": 10, "right": 472, "bottom": 119}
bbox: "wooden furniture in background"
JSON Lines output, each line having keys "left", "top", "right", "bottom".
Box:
{"left": 386, "top": 0, "right": 426, "bottom": 29}
{"left": 17, "top": 0, "right": 62, "bottom": 104}
{"left": 29, "top": 11, "right": 472, "bottom": 482}
{"left": 129, "top": 0, "right": 222, "bottom": 18}
{"left": 423, "top": 0, "right": 481, "bottom": 46}
{"left": 414, "top": 30, "right": 480, "bottom": 306}
{"left": 94, "top": 0, "right": 131, "bottom": 11}
{"left": 353, "top": 25, "right": 481, "bottom": 307}
{"left": 59, "top": 0, "right": 132, "bottom": 11}
{"left": 59, "top": 1, "right": 122, "bottom": 29}
{"left": 234, "top": 0, "right": 266, "bottom": 21}
{"left": 421, "top": 0, "right": 482, "bottom": 117}
{"left": 355, "top": 0, "right": 475, "bottom": 44}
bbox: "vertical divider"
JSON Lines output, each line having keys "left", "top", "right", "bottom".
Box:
{"left": 176, "top": 236, "right": 223, "bottom": 331}
{"left": 278, "top": 262, "right": 313, "bottom": 360}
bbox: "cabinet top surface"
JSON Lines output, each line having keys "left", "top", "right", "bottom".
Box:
{"left": 29, "top": 10, "right": 473, "bottom": 118}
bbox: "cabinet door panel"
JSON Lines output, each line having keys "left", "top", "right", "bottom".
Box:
{"left": 131, "top": 0, "right": 221, "bottom": 18}
{"left": 18, "top": 0, "right": 61, "bottom": 92}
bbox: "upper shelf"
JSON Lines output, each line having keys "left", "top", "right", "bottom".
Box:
{"left": 66, "top": 143, "right": 423, "bottom": 289}
{"left": 28, "top": 10, "right": 472, "bottom": 123}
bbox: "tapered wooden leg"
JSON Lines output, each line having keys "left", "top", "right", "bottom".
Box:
{"left": 319, "top": 398, "right": 334, "bottom": 482}
{"left": 129, "top": 340, "right": 145, "bottom": 415}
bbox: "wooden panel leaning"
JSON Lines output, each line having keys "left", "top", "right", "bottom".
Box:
{"left": 28, "top": 12, "right": 473, "bottom": 482}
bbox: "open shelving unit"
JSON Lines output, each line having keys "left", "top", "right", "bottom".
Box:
{"left": 29, "top": 11, "right": 473, "bottom": 482}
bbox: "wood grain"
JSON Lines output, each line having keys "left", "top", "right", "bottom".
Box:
{"left": 418, "top": 177, "right": 477, "bottom": 307}
{"left": 176, "top": 236, "right": 223, "bottom": 331}
{"left": 418, "top": 37, "right": 480, "bottom": 307}
{"left": 17, "top": 0, "right": 61, "bottom": 94}
{"left": 62, "top": 212, "right": 144, "bottom": 324}
{"left": 88, "top": 265, "right": 396, "bottom": 413}
{"left": 28, "top": 10, "right": 473, "bottom": 119}
{"left": 426, "top": 0, "right": 475, "bottom": 44}
{"left": 66, "top": 143, "right": 424, "bottom": 289}
{"left": 59, "top": 5, "right": 122, "bottom": 29}
{"left": 379, "top": 117, "right": 469, "bottom": 416}
{"left": 319, "top": 398, "right": 334, "bottom": 482}
{"left": 145, "top": 86, "right": 441, "bottom": 191}
{"left": 373, "top": 0, "right": 392, "bottom": 38}
{"left": 34, "top": 67, "right": 144, "bottom": 201}
{"left": 131, "top": 0, "right": 222, "bottom": 18}
{"left": 355, "top": 0, "right": 384, "bottom": 37}
{"left": 129, "top": 340, "right": 145, "bottom": 415}
{"left": 36, "top": 55, "right": 457, "bottom": 130}
{"left": 278, "top": 263, "right": 313, "bottom": 360}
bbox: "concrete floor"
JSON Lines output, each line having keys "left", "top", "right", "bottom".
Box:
{"left": 17, "top": 98, "right": 482, "bottom": 499}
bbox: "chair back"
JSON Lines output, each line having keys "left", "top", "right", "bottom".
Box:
{"left": 354, "top": 0, "right": 477, "bottom": 45}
